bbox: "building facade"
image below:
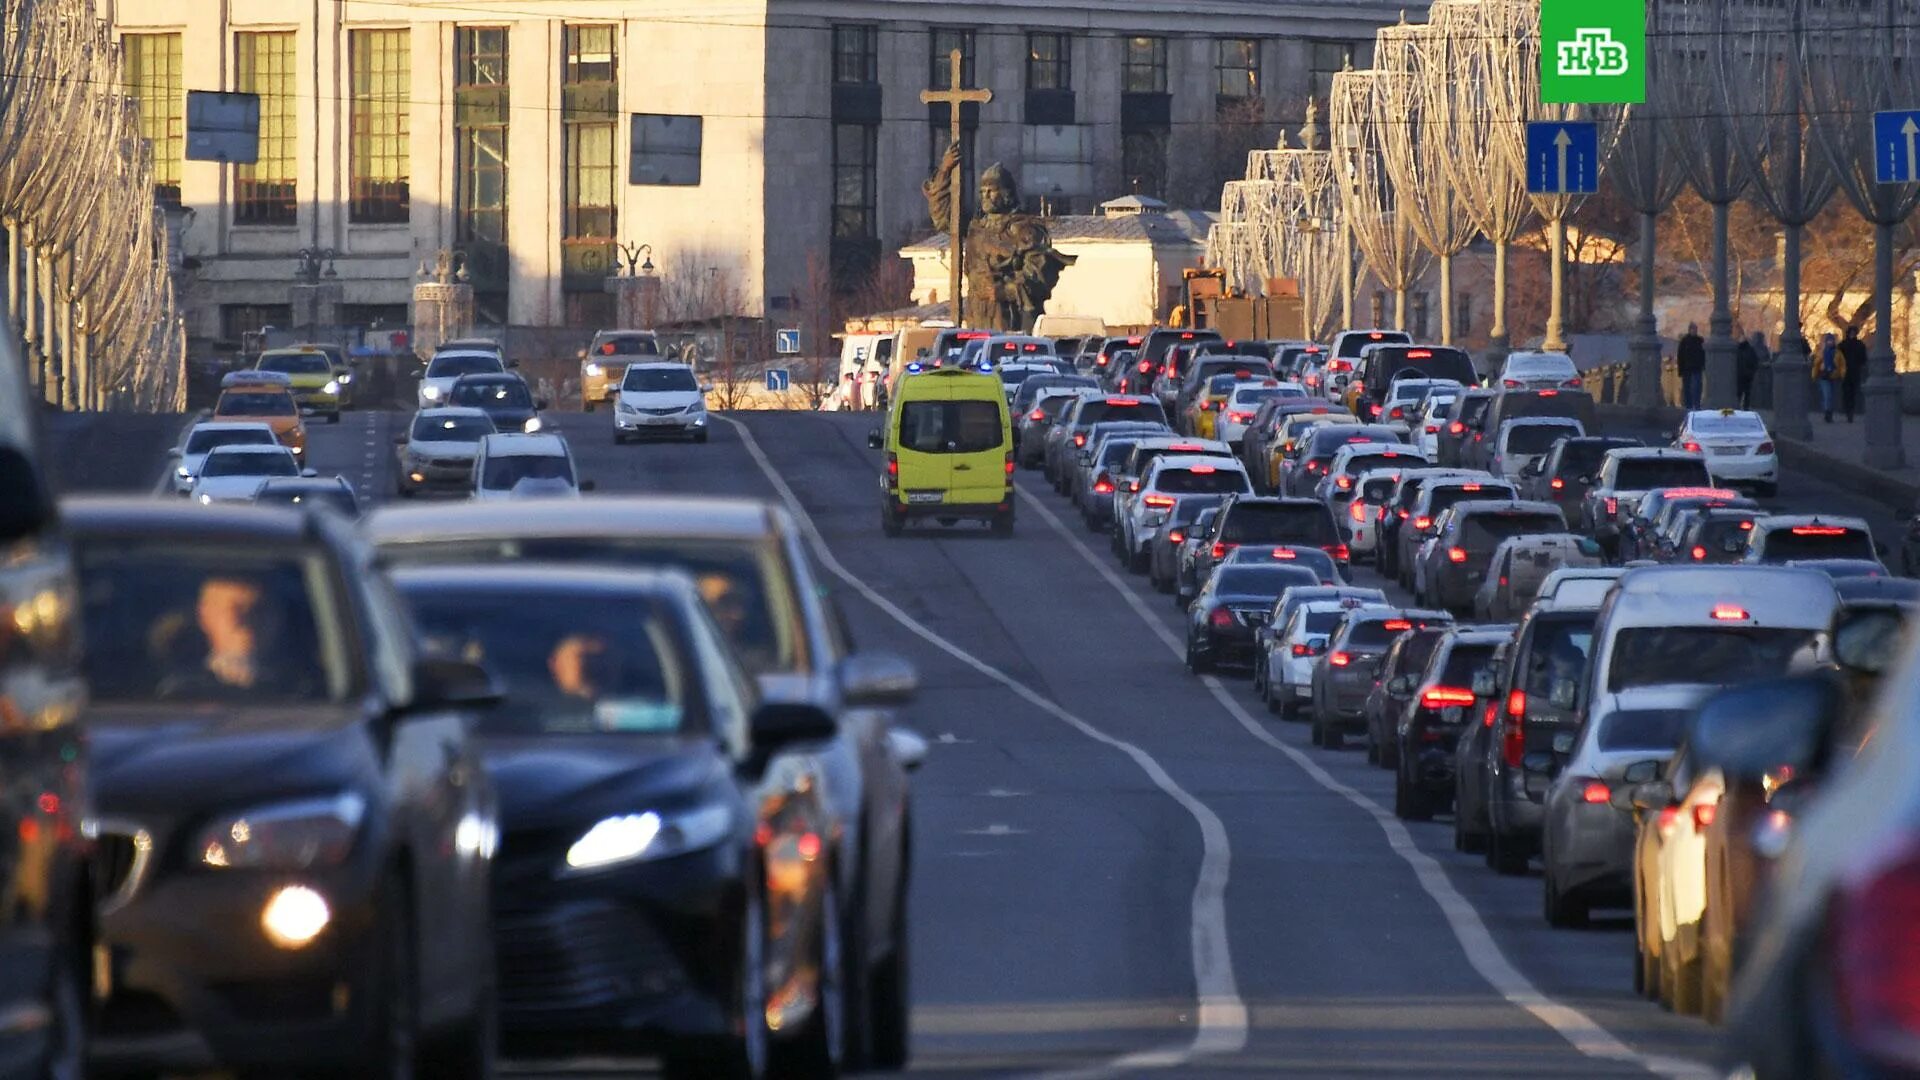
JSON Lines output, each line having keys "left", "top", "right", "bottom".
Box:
{"left": 99, "top": 0, "right": 1421, "bottom": 345}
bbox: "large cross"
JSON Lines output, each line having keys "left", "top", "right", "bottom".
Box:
{"left": 920, "top": 49, "right": 992, "bottom": 327}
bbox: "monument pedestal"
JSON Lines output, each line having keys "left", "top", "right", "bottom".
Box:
{"left": 411, "top": 282, "right": 474, "bottom": 361}
{"left": 291, "top": 281, "right": 343, "bottom": 335}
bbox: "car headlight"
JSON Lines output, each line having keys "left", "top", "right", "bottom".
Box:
{"left": 523, "top": 416, "right": 543, "bottom": 433}
{"left": 585, "top": 362, "right": 603, "bottom": 376}
{"left": 564, "top": 804, "right": 732, "bottom": 873}
{"left": 175, "top": 466, "right": 191, "bottom": 480}
{"left": 616, "top": 400, "right": 637, "bottom": 414}
{"left": 422, "top": 385, "right": 443, "bottom": 401}
{"left": 198, "top": 792, "right": 366, "bottom": 871}
{"left": 337, "top": 372, "right": 352, "bottom": 385}
{"left": 323, "top": 379, "right": 340, "bottom": 395}
{"left": 196, "top": 493, "right": 212, "bottom": 504}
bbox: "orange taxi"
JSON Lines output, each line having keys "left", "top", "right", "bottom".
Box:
{"left": 212, "top": 370, "right": 307, "bottom": 458}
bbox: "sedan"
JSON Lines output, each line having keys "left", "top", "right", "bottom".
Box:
{"left": 449, "top": 372, "right": 546, "bottom": 435}
{"left": 614, "top": 362, "right": 712, "bottom": 443}
{"left": 1184, "top": 563, "right": 1321, "bottom": 674}
{"left": 396, "top": 407, "right": 497, "bottom": 497}
{"left": 1673, "top": 408, "right": 1778, "bottom": 497}
{"left": 188, "top": 443, "right": 308, "bottom": 504}
{"left": 168, "top": 421, "right": 279, "bottom": 496}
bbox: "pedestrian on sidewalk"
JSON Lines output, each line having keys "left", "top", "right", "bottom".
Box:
{"left": 1813, "top": 331, "right": 1844, "bottom": 423}
{"left": 1677, "top": 322, "right": 1706, "bottom": 410}
{"left": 1840, "top": 324, "right": 1868, "bottom": 422}
{"left": 1735, "top": 332, "right": 1761, "bottom": 408}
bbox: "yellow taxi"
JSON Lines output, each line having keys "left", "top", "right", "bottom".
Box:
{"left": 213, "top": 370, "right": 307, "bottom": 458}
{"left": 1187, "top": 372, "right": 1274, "bottom": 440}
{"left": 867, "top": 362, "right": 1014, "bottom": 537}
{"left": 578, "top": 330, "right": 663, "bottom": 410}
{"left": 1268, "top": 409, "right": 1356, "bottom": 490}
{"left": 256, "top": 346, "right": 345, "bottom": 422}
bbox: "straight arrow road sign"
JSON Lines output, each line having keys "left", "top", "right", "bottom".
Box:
{"left": 1874, "top": 110, "right": 1920, "bottom": 184}
{"left": 1524, "top": 120, "right": 1600, "bottom": 195}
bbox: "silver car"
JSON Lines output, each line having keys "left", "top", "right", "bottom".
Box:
{"left": 395, "top": 407, "right": 497, "bottom": 497}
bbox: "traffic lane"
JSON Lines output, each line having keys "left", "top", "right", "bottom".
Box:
{"left": 742, "top": 411, "right": 1667, "bottom": 1076}
{"left": 563, "top": 412, "right": 1218, "bottom": 1069}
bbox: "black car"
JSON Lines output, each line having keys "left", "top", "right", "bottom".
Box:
{"left": 1190, "top": 495, "right": 1347, "bottom": 587}
{"left": 1365, "top": 624, "right": 1452, "bottom": 770}
{"left": 1353, "top": 345, "right": 1478, "bottom": 419}
{"left": 1669, "top": 506, "right": 1766, "bottom": 564}
{"left": 448, "top": 372, "right": 545, "bottom": 435}
{"left": 1184, "top": 563, "right": 1321, "bottom": 674}
{"left": 1311, "top": 608, "right": 1450, "bottom": 750}
{"left": 1395, "top": 625, "right": 1514, "bottom": 821}
{"left": 368, "top": 497, "right": 921, "bottom": 1068}
{"left": 394, "top": 565, "right": 845, "bottom": 1075}
{"left": 1522, "top": 436, "right": 1644, "bottom": 528}
{"left": 1435, "top": 389, "right": 1496, "bottom": 467}
{"left": 1146, "top": 494, "right": 1225, "bottom": 593}
{"left": 0, "top": 364, "right": 90, "bottom": 1080}
{"left": 65, "top": 499, "right": 499, "bottom": 1078}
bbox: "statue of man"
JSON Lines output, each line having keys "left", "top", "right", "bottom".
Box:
{"left": 923, "top": 144, "right": 1075, "bottom": 332}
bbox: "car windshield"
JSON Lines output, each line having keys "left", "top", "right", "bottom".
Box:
{"left": 1157, "top": 467, "right": 1247, "bottom": 494}
{"left": 427, "top": 354, "right": 503, "bottom": 378}
{"left": 1215, "top": 565, "right": 1317, "bottom": 598}
{"left": 595, "top": 335, "right": 660, "bottom": 356}
{"left": 185, "top": 428, "right": 275, "bottom": 454}
{"left": 254, "top": 486, "right": 356, "bottom": 515}
{"left": 258, "top": 353, "right": 332, "bottom": 375}
{"left": 1609, "top": 627, "right": 1819, "bottom": 691}
{"left": 623, "top": 366, "right": 698, "bottom": 392}
{"left": 1507, "top": 424, "right": 1580, "bottom": 454}
{"left": 216, "top": 391, "right": 295, "bottom": 417}
{"left": 202, "top": 450, "right": 296, "bottom": 478}
{"left": 1596, "top": 709, "right": 1692, "bottom": 752}
{"left": 1341, "top": 451, "right": 1417, "bottom": 476}
{"left": 412, "top": 414, "right": 495, "bottom": 442}
{"left": 1763, "top": 527, "right": 1875, "bottom": 561}
{"left": 1690, "top": 414, "right": 1767, "bottom": 437}
{"left": 451, "top": 380, "right": 533, "bottom": 408}
{"left": 1463, "top": 512, "right": 1565, "bottom": 548}
{"left": 377, "top": 536, "right": 802, "bottom": 673}
{"left": 73, "top": 546, "right": 351, "bottom": 705}
{"left": 900, "top": 400, "right": 1002, "bottom": 453}
{"left": 401, "top": 588, "right": 696, "bottom": 736}
{"left": 480, "top": 453, "right": 572, "bottom": 490}
{"left": 1616, "top": 459, "right": 1711, "bottom": 489}
{"left": 1523, "top": 616, "right": 1596, "bottom": 698}
{"left": 1222, "top": 504, "right": 1335, "bottom": 544}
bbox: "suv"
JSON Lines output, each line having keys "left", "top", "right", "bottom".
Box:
{"left": 1670, "top": 506, "right": 1768, "bottom": 564}
{"left": 1365, "top": 621, "right": 1454, "bottom": 768}
{"left": 1354, "top": 345, "right": 1478, "bottom": 414}
{"left": 1417, "top": 500, "right": 1568, "bottom": 614}
{"left": 1740, "top": 514, "right": 1879, "bottom": 565}
{"left": 1311, "top": 607, "right": 1442, "bottom": 749}
{"left": 1395, "top": 625, "right": 1516, "bottom": 820}
{"left": 1437, "top": 389, "right": 1497, "bottom": 467}
{"left": 1190, "top": 494, "right": 1345, "bottom": 589}
{"left": 1045, "top": 394, "right": 1170, "bottom": 488}
{"left": 578, "top": 328, "right": 663, "bottom": 409}
{"left": 1284, "top": 423, "right": 1408, "bottom": 497}
{"left": 1580, "top": 449, "right": 1715, "bottom": 556}
{"left": 1522, "top": 435, "right": 1644, "bottom": 527}
{"left": 1392, "top": 477, "right": 1520, "bottom": 591}
{"left": 1122, "top": 456, "right": 1253, "bottom": 573}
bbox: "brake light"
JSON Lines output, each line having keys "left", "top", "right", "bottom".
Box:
{"left": 1711, "top": 604, "right": 1749, "bottom": 621}
{"left": 1212, "top": 541, "right": 1235, "bottom": 559}
{"left": 1208, "top": 606, "right": 1234, "bottom": 628}
{"left": 1398, "top": 509, "right": 1410, "bottom": 520}
{"left": 1191, "top": 464, "right": 1217, "bottom": 474}
{"left": 1028, "top": 408, "right": 1046, "bottom": 421}
{"left": 1449, "top": 421, "right": 1465, "bottom": 435}
{"left": 1793, "top": 525, "right": 1850, "bottom": 536}
{"left": 1582, "top": 781, "right": 1612, "bottom": 805}
{"left": 1502, "top": 689, "right": 1528, "bottom": 767}
{"left": 1326, "top": 543, "right": 1351, "bottom": 561}
{"left": 1073, "top": 434, "right": 1087, "bottom": 447}
{"left": 1461, "top": 483, "right": 1482, "bottom": 492}
{"left": 1127, "top": 336, "right": 1143, "bottom": 345}
{"left": 1390, "top": 407, "right": 1405, "bottom": 420}
{"left": 1740, "top": 519, "right": 1753, "bottom": 530}
{"left": 1426, "top": 424, "right": 1439, "bottom": 434}
{"left": 1657, "top": 805, "right": 1681, "bottom": 833}
{"left": 1005, "top": 453, "right": 1016, "bottom": 476}
{"left": 1421, "top": 686, "right": 1477, "bottom": 708}
{"left": 1330, "top": 360, "right": 1352, "bottom": 372}
{"left": 1408, "top": 349, "right": 1433, "bottom": 359}
{"left": 1368, "top": 332, "right": 1384, "bottom": 340}
{"left": 1503, "top": 378, "right": 1522, "bottom": 388}
{"left": 1562, "top": 377, "right": 1583, "bottom": 388}
{"left": 1350, "top": 501, "right": 1369, "bottom": 523}
{"left": 1292, "top": 643, "right": 1312, "bottom": 657}
{"left": 1550, "top": 477, "right": 1565, "bottom": 490}
{"left": 1227, "top": 411, "right": 1255, "bottom": 423}
{"left": 1181, "top": 332, "right": 1195, "bottom": 339}
{"left": 1336, "top": 475, "right": 1353, "bottom": 491}
{"left": 1691, "top": 545, "right": 1707, "bottom": 560}
{"left": 1129, "top": 479, "right": 1142, "bottom": 492}
{"left": 1414, "top": 516, "right": 1432, "bottom": 531}
{"left": 1168, "top": 528, "right": 1186, "bottom": 543}
{"left": 1329, "top": 651, "right": 1352, "bottom": 667}
{"left": 1171, "top": 443, "right": 1202, "bottom": 451}
{"left": 1383, "top": 619, "right": 1412, "bottom": 631}
{"left": 1270, "top": 548, "right": 1298, "bottom": 559}
{"left": 1093, "top": 474, "right": 1114, "bottom": 494}
{"left": 1693, "top": 802, "right": 1718, "bottom": 830}
{"left": 1369, "top": 404, "right": 1383, "bottom": 418}
{"left": 1110, "top": 396, "right": 1139, "bottom": 405}
{"left": 1447, "top": 547, "right": 1468, "bottom": 563}
{"left": 1142, "top": 494, "right": 1176, "bottom": 508}
{"left": 1096, "top": 356, "right": 1110, "bottom": 366}
{"left": 1757, "top": 441, "right": 1775, "bottom": 453}
{"left": 1682, "top": 441, "right": 1702, "bottom": 452}
{"left": 1305, "top": 461, "right": 1323, "bottom": 474}
{"left": 1539, "top": 389, "right": 1560, "bottom": 397}
{"left": 885, "top": 454, "right": 898, "bottom": 485}
{"left": 1484, "top": 703, "right": 1499, "bottom": 728}
{"left": 1605, "top": 497, "right": 1619, "bottom": 516}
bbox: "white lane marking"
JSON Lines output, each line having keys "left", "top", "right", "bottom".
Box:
{"left": 718, "top": 416, "right": 1248, "bottom": 1073}
{"left": 961, "top": 824, "right": 1029, "bottom": 836}
{"left": 1015, "top": 487, "right": 1714, "bottom": 1080}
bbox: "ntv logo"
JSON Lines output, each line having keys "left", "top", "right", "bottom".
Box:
{"left": 1557, "top": 28, "right": 1631, "bottom": 77}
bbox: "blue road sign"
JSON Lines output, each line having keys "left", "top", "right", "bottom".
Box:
{"left": 765, "top": 368, "right": 791, "bottom": 392}
{"left": 1525, "top": 121, "right": 1599, "bottom": 195}
{"left": 1874, "top": 110, "right": 1920, "bottom": 184}
{"left": 775, "top": 328, "right": 801, "bottom": 355}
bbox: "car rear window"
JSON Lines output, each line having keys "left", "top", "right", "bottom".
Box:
{"left": 1554, "top": 440, "right": 1639, "bottom": 476}
{"left": 1427, "top": 483, "right": 1517, "bottom": 517}
{"left": 1438, "top": 642, "right": 1498, "bottom": 684}
{"left": 216, "top": 391, "right": 295, "bottom": 417}
{"left": 1215, "top": 565, "right": 1318, "bottom": 597}
{"left": 1096, "top": 440, "right": 1140, "bottom": 467}
{"left": 1608, "top": 627, "right": 1819, "bottom": 691}
{"left": 1696, "top": 516, "right": 1756, "bottom": 550}
{"left": 1158, "top": 467, "right": 1249, "bottom": 495}
{"left": 1221, "top": 503, "right": 1336, "bottom": 545}
{"left": 1337, "top": 331, "right": 1410, "bottom": 358}
{"left": 1691, "top": 414, "right": 1768, "bottom": 437}
{"left": 1761, "top": 527, "right": 1875, "bottom": 562}
{"left": 1506, "top": 424, "right": 1581, "bottom": 454}
{"left": 1463, "top": 511, "right": 1566, "bottom": 548}
{"left": 1036, "top": 394, "right": 1082, "bottom": 419}
{"left": 1458, "top": 395, "right": 1495, "bottom": 426}
{"left": 1340, "top": 450, "right": 1420, "bottom": 476}
{"left": 1195, "top": 360, "right": 1276, "bottom": 387}
{"left": 1346, "top": 619, "right": 1403, "bottom": 647}
{"left": 1399, "top": 630, "right": 1447, "bottom": 677}
{"left": 1081, "top": 399, "right": 1168, "bottom": 426}
{"left": 900, "top": 400, "right": 1003, "bottom": 454}
{"left": 1616, "top": 458, "right": 1712, "bottom": 489}
{"left": 1522, "top": 615, "right": 1596, "bottom": 698}
{"left": 259, "top": 353, "right": 332, "bottom": 375}
{"left": 1596, "top": 709, "right": 1692, "bottom": 751}
{"left": 1299, "top": 609, "right": 1345, "bottom": 635}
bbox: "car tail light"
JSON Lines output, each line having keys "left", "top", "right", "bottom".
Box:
{"left": 1336, "top": 475, "right": 1353, "bottom": 491}
{"left": 1693, "top": 801, "right": 1718, "bottom": 829}
{"left": 1502, "top": 689, "right": 1528, "bottom": 766}
{"left": 1711, "top": 604, "right": 1749, "bottom": 621}
{"left": 1398, "top": 508, "right": 1410, "bottom": 520}
{"left": 1208, "top": 607, "right": 1234, "bottom": 628}
{"left": 1425, "top": 424, "right": 1439, "bottom": 434}
{"left": 1139, "top": 360, "right": 1154, "bottom": 373}
{"left": 1328, "top": 651, "right": 1352, "bottom": 667}
{"left": 1503, "top": 378, "right": 1522, "bottom": 388}
{"left": 1550, "top": 477, "right": 1565, "bottom": 490}
{"left": 1306, "top": 460, "right": 1323, "bottom": 474}
{"left": 1757, "top": 441, "right": 1775, "bottom": 453}
{"left": 1096, "top": 356, "right": 1110, "bottom": 367}
{"left": 1369, "top": 404, "right": 1383, "bottom": 418}
{"left": 1562, "top": 377, "right": 1583, "bottom": 388}
{"left": 1740, "top": 519, "right": 1754, "bottom": 530}
{"left": 1351, "top": 501, "right": 1369, "bottom": 523}
{"left": 1414, "top": 515, "right": 1432, "bottom": 531}
{"left": 1167, "top": 528, "right": 1186, "bottom": 544}
{"left": 1292, "top": 643, "right": 1313, "bottom": 657}
{"left": 1483, "top": 702, "right": 1499, "bottom": 728}
{"left": 1692, "top": 545, "right": 1707, "bottom": 560}
{"left": 1028, "top": 408, "right": 1046, "bottom": 421}
{"left": 1212, "top": 541, "right": 1235, "bottom": 559}
{"left": 1449, "top": 421, "right": 1465, "bottom": 435}
{"left": 1582, "top": 781, "right": 1612, "bottom": 804}
{"left": 1326, "top": 543, "right": 1351, "bottom": 561}
{"left": 1447, "top": 546, "right": 1468, "bottom": 563}
{"left": 1227, "top": 411, "right": 1255, "bottom": 423}
{"left": 1421, "top": 686, "right": 1477, "bottom": 708}
{"left": 1605, "top": 497, "right": 1619, "bottom": 516}
{"left": 1831, "top": 837, "right": 1920, "bottom": 1066}
{"left": 1390, "top": 407, "right": 1405, "bottom": 420}
{"left": 1682, "top": 441, "right": 1702, "bottom": 452}
{"left": 1073, "top": 434, "right": 1088, "bottom": 447}
{"left": 1093, "top": 474, "right": 1114, "bottom": 494}
{"left": 1656, "top": 805, "right": 1681, "bottom": 833}
{"left": 1142, "top": 494, "right": 1176, "bottom": 509}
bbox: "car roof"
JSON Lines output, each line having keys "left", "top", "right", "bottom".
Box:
{"left": 451, "top": 371, "right": 523, "bottom": 384}
{"left": 413, "top": 406, "right": 492, "bottom": 420}
{"left": 367, "top": 495, "right": 782, "bottom": 545}
{"left": 1753, "top": 513, "right": 1871, "bottom": 531}
{"left": 1152, "top": 454, "right": 1246, "bottom": 472}
{"left": 1610, "top": 565, "right": 1839, "bottom": 621}
{"left": 1606, "top": 447, "right": 1703, "bottom": 461}
{"left": 1447, "top": 498, "right": 1564, "bottom": 517}
{"left": 257, "top": 476, "right": 349, "bottom": 491}
{"left": 61, "top": 495, "right": 336, "bottom": 545}
{"left": 1501, "top": 415, "right": 1584, "bottom": 426}
{"left": 1503, "top": 351, "right": 1574, "bottom": 365}
{"left": 1836, "top": 576, "right": 1920, "bottom": 605}
{"left": 188, "top": 420, "right": 275, "bottom": 434}
{"left": 1442, "top": 625, "right": 1519, "bottom": 644}
{"left": 205, "top": 443, "right": 294, "bottom": 456}
{"left": 1685, "top": 409, "right": 1765, "bottom": 422}
{"left": 439, "top": 337, "right": 503, "bottom": 350}
{"left": 591, "top": 329, "right": 656, "bottom": 339}
{"left": 480, "top": 433, "right": 567, "bottom": 456}
{"left": 621, "top": 360, "right": 690, "bottom": 371}
{"left": 388, "top": 562, "right": 701, "bottom": 603}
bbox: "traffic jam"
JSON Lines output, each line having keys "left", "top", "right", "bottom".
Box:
{"left": 935, "top": 323, "right": 1920, "bottom": 1073}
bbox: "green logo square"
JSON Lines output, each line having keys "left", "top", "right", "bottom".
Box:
{"left": 1541, "top": 0, "right": 1646, "bottom": 104}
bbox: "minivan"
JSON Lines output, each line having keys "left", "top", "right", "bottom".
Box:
{"left": 872, "top": 366, "right": 1015, "bottom": 536}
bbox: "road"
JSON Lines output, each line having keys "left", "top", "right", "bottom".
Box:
{"left": 275, "top": 405, "right": 1771, "bottom": 1079}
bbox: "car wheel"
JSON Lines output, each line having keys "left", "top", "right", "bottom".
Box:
{"left": 421, "top": 978, "right": 496, "bottom": 1080}
{"left": 1127, "top": 547, "right": 1148, "bottom": 574}
{"left": 1661, "top": 940, "right": 1701, "bottom": 1016}
{"left": 1756, "top": 481, "right": 1777, "bottom": 499}
{"left": 327, "top": 411, "right": 342, "bottom": 425}
{"left": 1486, "top": 830, "right": 1526, "bottom": 875}
{"left": 1186, "top": 640, "right": 1213, "bottom": 676}
{"left": 308, "top": 874, "right": 418, "bottom": 1080}
{"left": 861, "top": 866, "right": 911, "bottom": 1071}
{"left": 695, "top": 430, "right": 711, "bottom": 444}
{"left": 1455, "top": 814, "right": 1486, "bottom": 855}
{"left": 37, "top": 938, "right": 85, "bottom": 1080}
{"left": 990, "top": 512, "right": 1015, "bottom": 538}
{"left": 880, "top": 505, "right": 904, "bottom": 538}
{"left": 1393, "top": 762, "right": 1430, "bottom": 821}
{"left": 770, "top": 876, "right": 845, "bottom": 1077}
{"left": 583, "top": 399, "right": 596, "bottom": 412}
{"left": 1543, "top": 868, "right": 1588, "bottom": 929}
{"left": 664, "top": 887, "right": 771, "bottom": 1080}
{"left": 1323, "top": 725, "right": 1344, "bottom": 751}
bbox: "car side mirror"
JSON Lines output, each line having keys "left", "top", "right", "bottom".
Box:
{"left": 1551, "top": 730, "right": 1575, "bottom": 755}
{"left": 1628, "top": 779, "right": 1675, "bottom": 812}
{"left": 887, "top": 726, "right": 929, "bottom": 772}
{"left": 868, "top": 429, "right": 884, "bottom": 450}
{"left": 749, "top": 700, "right": 839, "bottom": 751}
{"left": 1388, "top": 674, "right": 1413, "bottom": 696}
{"left": 1689, "top": 676, "right": 1840, "bottom": 782}
{"left": 1521, "top": 750, "right": 1556, "bottom": 776}
{"left": 300, "top": 468, "right": 318, "bottom": 478}
{"left": 410, "top": 656, "right": 503, "bottom": 710}
{"left": 1548, "top": 678, "right": 1578, "bottom": 710}
{"left": 838, "top": 652, "right": 919, "bottom": 706}
{"left": 1836, "top": 608, "right": 1905, "bottom": 676}
{"left": 1471, "top": 670, "right": 1497, "bottom": 697}
{"left": 701, "top": 383, "right": 715, "bottom": 393}
{"left": 578, "top": 479, "right": 597, "bottom": 492}
{"left": 165, "top": 447, "right": 182, "bottom": 458}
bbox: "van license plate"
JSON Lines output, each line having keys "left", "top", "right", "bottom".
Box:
{"left": 907, "top": 492, "right": 943, "bottom": 504}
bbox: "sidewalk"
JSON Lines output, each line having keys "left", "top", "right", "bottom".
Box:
{"left": 1763, "top": 404, "right": 1920, "bottom": 512}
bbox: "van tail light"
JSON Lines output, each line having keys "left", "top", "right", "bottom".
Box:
{"left": 1350, "top": 501, "right": 1369, "bottom": 523}
{"left": 1420, "top": 686, "right": 1477, "bottom": 709}
{"left": 1692, "top": 801, "right": 1719, "bottom": 830}
{"left": 1502, "top": 689, "right": 1527, "bottom": 767}
{"left": 1325, "top": 543, "right": 1351, "bottom": 561}
{"left": 1682, "top": 441, "right": 1702, "bottom": 453}
{"left": 1328, "top": 651, "right": 1352, "bottom": 667}
{"left": 1831, "top": 837, "right": 1920, "bottom": 1069}
{"left": 1581, "top": 781, "right": 1612, "bottom": 804}
{"left": 1092, "top": 473, "right": 1114, "bottom": 494}
{"left": 885, "top": 453, "right": 899, "bottom": 487}
{"left": 1005, "top": 453, "right": 1016, "bottom": 477}
{"left": 1292, "top": 643, "right": 1312, "bottom": 657}
{"left": 1142, "top": 494, "right": 1176, "bottom": 509}
{"left": 1550, "top": 477, "right": 1565, "bottom": 490}
{"left": 1208, "top": 606, "right": 1234, "bottom": 628}
{"left": 1691, "top": 545, "right": 1707, "bottom": 560}
{"left": 1447, "top": 546, "right": 1468, "bottom": 563}
{"left": 1757, "top": 441, "right": 1775, "bottom": 454}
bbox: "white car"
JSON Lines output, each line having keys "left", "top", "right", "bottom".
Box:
{"left": 1497, "top": 350, "right": 1582, "bottom": 391}
{"left": 395, "top": 406, "right": 496, "bottom": 496}
{"left": 417, "top": 349, "right": 506, "bottom": 408}
{"left": 1414, "top": 393, "right": 1460, "bottom": 459}
{"left": 613, "top": 362, "right": 712, "bottom": 443}
{"left": 1261, "top": 599, "right": 1390, "bottom": 720}
{"left": 188, "top": 444, "right": 306, "bottom": 504}
{"left": 1673, "top": 408, "right": 1778, "bottom": 496}
{"left": 1217, "top": 382, "right": 1308, "bottom": 445}
{"left": 1379, "top": 378, "right": 1464, "bottom": 427}
{"left": 996, "top": 361, "right": 1064, "bottom": 403}
{"left": 472, "top": 433, "right": 589, "bottom": 500}
{"left": 1489, "top": 417, "right": 1586, "bottom": 480}
{"left": 1119, "top": 454, "right": 1253, "bottom": 570}
{"left": 168, "top": 421, "right": 278, "bottom": 495}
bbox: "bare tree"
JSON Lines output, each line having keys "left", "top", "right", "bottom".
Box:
{"left": 796, "top": 251, "right": 838, "bottom": 410}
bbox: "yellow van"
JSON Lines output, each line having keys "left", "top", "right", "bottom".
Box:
{"left": 868, "top": 365, "right": 1014, "bottom": 537}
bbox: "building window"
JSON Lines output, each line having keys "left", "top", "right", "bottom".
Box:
{"left": 833, "top": 24, "right": 877, "bottom": 85}
{"left": 563, "top": 25, "right": 617, "bottom": 241}
{"left": 1122, "top": 130, "right": 1165, "bottom": 199}
{"left": 1456, "top": 292, "right": 1473, "bottom": 337}
{"left": 234, "top": 32, "right": 296, "bottom": 226}
{"left": 1124, "top": 36, "right": 1167, "bottom": 94}
{"left": 1028, "top": 32, "right": 1070, "bottom": 91}
{"left": 930, "top": 28, "right": 975, "bottom": 88}
{"left": 1412, "top": 292, "right": 1430, "bottom": 340}
{"left": 221, "top": 303, "right": 292, "bottom": 344}
{"left": 833, "top": 123, "right": 877, "bottom": 241}
{"left": 1311, "top": 40, "right": 1372, "bottom": 115}
{"left": 349, "top": 29, "right": 409, "bottom": 224}
{"left": 455, "top": 27, "right": 509, "bottom": 321}
{"left": 1217, "top": 38, "right": 1259, "bottom": 99}
{"left": 122, "top": 33, "right": 184, "bottom": 205}
{"left": 928, "top": 124, "right": 976, "bottom": 185}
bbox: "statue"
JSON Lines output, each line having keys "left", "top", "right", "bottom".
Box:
{"left": 923, "top": 144, "right": 1075, "bottom": 332}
